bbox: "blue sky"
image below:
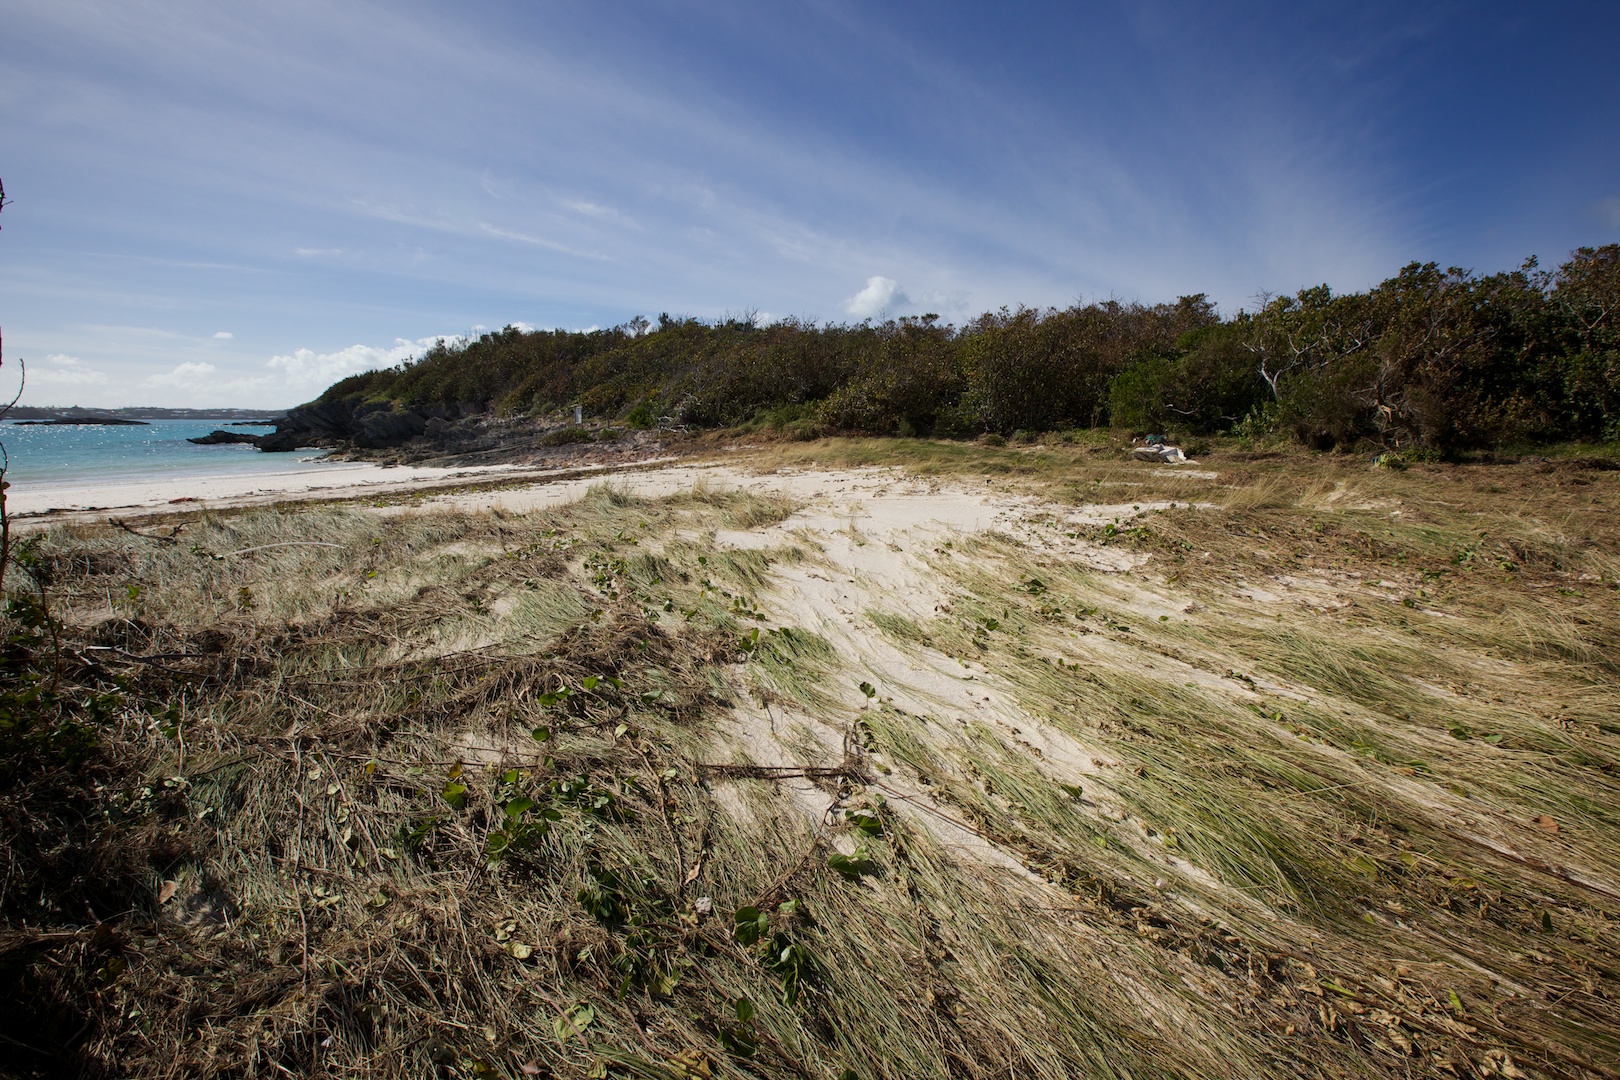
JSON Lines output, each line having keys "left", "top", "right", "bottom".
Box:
{"left": 2, "top": 0, "right": 1616, "bottom": 408}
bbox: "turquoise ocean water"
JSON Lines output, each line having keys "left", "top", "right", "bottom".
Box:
{"left": 0, "top": 419, "right": 331, "bottom": 492}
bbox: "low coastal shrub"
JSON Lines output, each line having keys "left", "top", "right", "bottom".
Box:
{"left": 539, "top": 426, "right": 596, "bottom": 447}
{"left": 301, "top": 245, "right": 1619, "bottom": 454}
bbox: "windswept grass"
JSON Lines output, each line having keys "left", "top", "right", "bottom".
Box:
{"left": 5, "top": 446, "right": 1620, "bottom": 1079}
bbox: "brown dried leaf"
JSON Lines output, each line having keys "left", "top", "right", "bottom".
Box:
{"left": 1532, "top": 814, "right": 1559, "bottom": 833}
{"left": 158, "top": 880, "right": 178, "bottom": 905}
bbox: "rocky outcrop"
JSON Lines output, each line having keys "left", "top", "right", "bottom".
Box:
{"left": 245, "top": 397, "right": 674, "bottom": 467}
{"left": 253, "top": 399, "right": 478, "bottom": 452}
{"left": 354, "top": 406, "right": 427, "bottom": 446}
{"left": 255, "top": 400, "right": 360, "bottom": 451}
{"left": 253, "top": 429, "right": 313, "bottom": 452}
{"left": 187, "top": 429, "right": 261, "bottom": 445}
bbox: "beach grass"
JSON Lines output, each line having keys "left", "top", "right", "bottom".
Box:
{"left": 4, "top": 443, "right": 1619, "bottom": 1079}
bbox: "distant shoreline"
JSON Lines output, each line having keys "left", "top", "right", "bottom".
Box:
{"left": 6, "top": 405, "right": 285, "bottom": 422}
{"left": 13, "top": 417, "right": 149, "bottom": 426}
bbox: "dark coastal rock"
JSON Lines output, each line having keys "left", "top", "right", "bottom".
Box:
{"left": 251, "top": 401, "right": 355, "bottom": 452}
{"left": 253, "top": 399, "right": 479, "bottom": 451}
{"left": 355, "top": 406, "right": 427, "bottom": 446}
{"left": 187, "top": 429, "right": 262, "bottom": 445}
{"left": 254, "top": 429, "right": 312, "bottom": 452}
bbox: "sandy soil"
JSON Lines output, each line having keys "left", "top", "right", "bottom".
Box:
{"left": 25, "top": 452, "right": 1203, "bottom": 884}
{"left": 379, "top": 460, "right": 1197, "bottom": 884}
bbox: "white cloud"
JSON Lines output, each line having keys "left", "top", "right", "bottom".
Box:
{"left": 145, "top": 361, "right": 218, "bottom": 387}
{"left": 563, "top": 199, "right": 638, "bottom": 229}
{"left": 30, "top": 354, "right": 109, "bottom": 386}
{"left": 294, "top": 248, "right": 343, "bottom": 257}
{"left": 266, "top": 337, "right": 446, "bottom": 393}
{"left": 212, "top": 331, "right": 233, "bottom": 339}
{"left": 476, "top": 221, "right": 611, "bottom": 261}
{"left": 509, "top": 321, "right": 537, "bottom": 333}
{"left": 1598, "top": 195, "right": 1620, "bottom": 229}
{"left": 842, "top": 276, "right": 911, "bottom": 320}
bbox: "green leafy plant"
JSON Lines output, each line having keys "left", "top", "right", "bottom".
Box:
{"left": 485, "top": 769, "right": 563, "bottom": 864}
{"left": 735, "top": 902, "right": 812, "bottom": 1004}
{"left": 717, "top": 997, "right": 758, "bottom": 1056}
{"left": 826, "top": 845, "right": 878, "bottom": 879}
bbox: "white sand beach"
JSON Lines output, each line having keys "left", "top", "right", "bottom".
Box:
{"left": 6, "top": 459, "right": 589, "bottom": 523}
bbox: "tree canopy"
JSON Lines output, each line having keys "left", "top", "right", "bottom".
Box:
{"left": 315, "top": 245, "right": 1620, "bottom": 452}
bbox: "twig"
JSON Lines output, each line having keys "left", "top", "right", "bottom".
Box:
{"left": 110, "top": 518, "right": 185, "bottom": 544}
{"left": 0, "top": 453, "right": 11, "bottom": 597}
{"left": 1294, "top": 777, "right": 1379, "bottom": 797}
{"left": 71, "top": 645, "right": 205, "bottom": 678}
{"left": 693, "top": 762, "right": 863, "bottom": 781}
{"left": 79, "top": 645, "right": 205, "bottom": 663}
{"left": 750, "top": 838, "right": 824, "bottom": 910}
{"left": 289, "top": 734, "right": 312, "bottom": 988}
{"left": 0, "top": 1028, "right": 54, "bottom": 1058}
{"left": 32, "top": 572, "right": 62, "bottom": 691}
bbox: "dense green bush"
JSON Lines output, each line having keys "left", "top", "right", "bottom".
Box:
{"left": 1553, "top": 246, "right": 1620, "bottom": 439}
{"left": 959, "top": 297, "right": 1216, "bottom": 433}
{"left": 1108, "top": 323, "right": 1265, "bottom": 434}
{"left": 819, "top": 315, "right": 965, "bottom": 435}
{"left": 308, "top": 245, "right": 1620, "bottom": 453}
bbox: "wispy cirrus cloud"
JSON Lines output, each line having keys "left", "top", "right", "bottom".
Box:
{"left": 562, "top": 199, "right": 639, "bottom": 229}
{"left": 2, "top": 0, "right": 1613, "bottom": 409}
{"left": 475, "top": 222, "right": 613, "bottom": 261}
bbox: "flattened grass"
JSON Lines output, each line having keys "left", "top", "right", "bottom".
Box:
{"left": 7, "top": 444, "right": 1620, "bottom": 1079}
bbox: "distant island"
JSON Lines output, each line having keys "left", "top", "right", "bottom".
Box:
{"left": 6, "top": 405, "right": 286, "bottom": 422}
{"left": 13, "top": 416, "right": 149, "bottom": 426}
